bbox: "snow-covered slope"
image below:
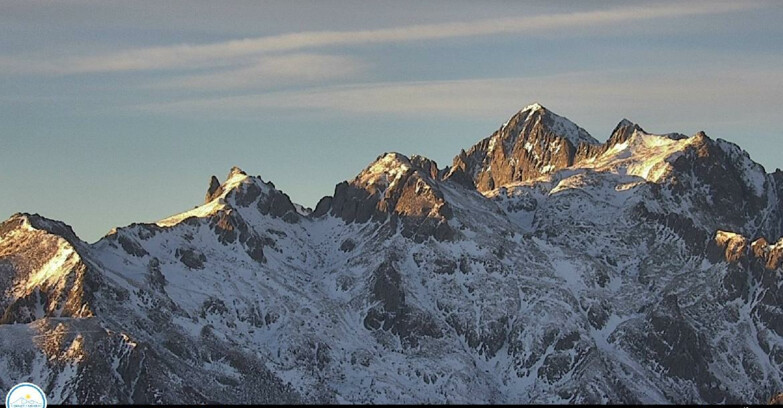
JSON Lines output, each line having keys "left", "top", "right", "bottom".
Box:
{"left": 1, "top": 104, "right": 782, "bottom": 404}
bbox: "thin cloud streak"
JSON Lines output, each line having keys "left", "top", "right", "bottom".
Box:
{"left": 0, "top": 1, "right": 762, "bottom": 75}
{"left": 134, "top": 67, "right": 783, "bottom": 135}
{"left": 155, "top": 53, "right": 368, "bottom": 90}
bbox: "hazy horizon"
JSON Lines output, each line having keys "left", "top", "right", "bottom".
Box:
{"left": 2, "top": 0, "right": 782, "bottom": 242}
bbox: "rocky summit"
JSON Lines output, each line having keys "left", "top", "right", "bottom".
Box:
{"left": 1, "top": 103, "right": 782, "bottom": 404}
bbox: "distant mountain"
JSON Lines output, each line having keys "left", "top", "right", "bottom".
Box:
{"left": 1, "top": 104, "right": 782, "bottom": 404}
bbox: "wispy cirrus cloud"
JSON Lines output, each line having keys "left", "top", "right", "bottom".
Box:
{"left": 133, "top": 66, "right": 783, "bottom": 131}
{"left": 0, "top": 1, "right": 763, "bottom": 75}
{"left": 154, "top": 53, "right": 367, "bottom": 90}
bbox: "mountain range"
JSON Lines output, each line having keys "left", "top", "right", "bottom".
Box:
{"left": 1, "top": 103, "right": 782, "bottom": 404}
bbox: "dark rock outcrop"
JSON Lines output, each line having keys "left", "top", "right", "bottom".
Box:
{"left": 205, "top": 175, "right": 223, "bottom": 203}
{"left": 312, "top": 196, "right": 332, "bottom": 218}
{"left": 632, "top": 294, "right": 725, "bottom": 403}
{"left": 176, "top": 247, "right": 206, "bottom": 270}
{"left": 607, "top": 119, "right": 644, "bottom": 146}
{"left": 208, "top": 210, "right": 267, "bottom": 264}
{"left": 363, "top": 261, "right": 442, "bottom": 348}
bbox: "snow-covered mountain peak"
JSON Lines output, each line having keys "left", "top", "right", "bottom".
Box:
{"left": 348, "top": 152, "right": 444, "bottom": 208}
{"left": 227, "top": 165, "right": 247, "bottom": 178}
{"left": 0, "top": 213, "right": 93, "bottom": 324}
{"left": 223, "top": 166, "right": 254, "bottom": 190}
{"left": 156, "top": 168, "right": 278, "bottom": 228}
{"left": 507, "top": 102, "right": 599, "bottom": 147}
{"left": 314, "top": 152, "right": 455, "bottom": 241}
{"left": 355, "top": 152, "right": 414, "bottom": 188}
{"left": 345, "top": 153, "right": 417, "bottom": 207}
{"left": 446, "top": 104, "right": 600, "bottom": 191}
{"left": 0, "top": 213, "right": 36, "bottom": 234}
{"left": 606, "top": 119, "right": 686, "bottom": 149}
{"left": 582, "top": 128, "right": 700, "bottom": 183}
{"left": 353, "top": 152, "right": 442, "bottom": 190}
{"left": 521, "top": 102, "right": 545, "bottom": 113}
{"left": 1, "top": 212, "right": 84, "bottom": 248}
{"left": 607, "top": 119, "right": 645, "bottom": 145}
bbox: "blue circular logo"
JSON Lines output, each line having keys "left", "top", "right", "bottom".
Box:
{"left": 5, "top": 383, "right": 47, "bottom": 408}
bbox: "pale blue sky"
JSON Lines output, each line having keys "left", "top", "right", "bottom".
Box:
{"left": 1, "top": 0, "right": 782, "bottom": 242}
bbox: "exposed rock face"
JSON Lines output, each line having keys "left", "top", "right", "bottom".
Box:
{"left": 205, "top": 175, "right": 222, "bottom": 203}
{"left": 709, "top": 230, "right": 783, "bottom": 342}
{"left": 712, "top": 229, "right": 783, "bottom": 272}
{"left": 176, "top": 247, "right": 206, "bottom": 269}
{"left": 607, "top": 119, "right": 643, "bottom": 146}
{"left": 312, "top": 196, "right": 332, "bottom": 218}
{"left": 0, "top": 214, "right": 97, "bottom": 325}
{"left": 363, "top": 260, "right": 442, "bottom": 348}
{"left": 666, "top": 134, "right": 770, "bottom": 232}
{"left": 210, "top": 167, "right": 300, "bottom": 223}
{"left": 446, "top": 103, "right": 600, "bottom": 191}
{"left": 632, "top": 295, "right": 723, "bottom": 402}
{"left": 320, "top": 152, "right": 456, "bottom": 242}
{"left": 714, "top": 230, "right": 750, "bottom": 263}
{"left": 753, "top": 238, "right": 783, "bottom": 271}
